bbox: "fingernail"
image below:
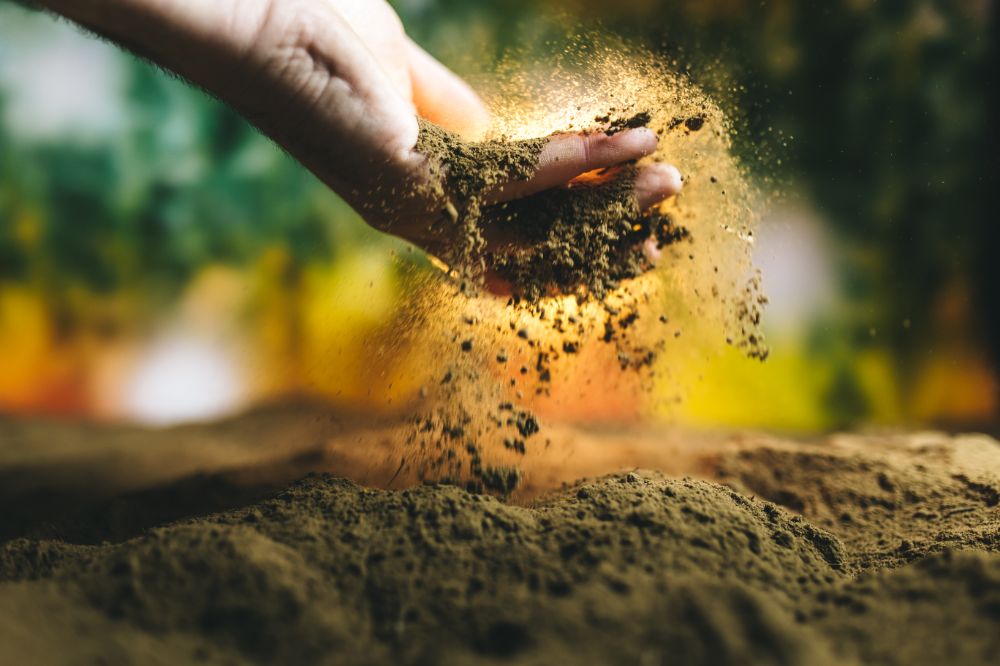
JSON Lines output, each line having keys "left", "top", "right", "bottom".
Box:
{"left": 651, "top": 163, "right": 683, "bottom": 194}
{"left": 664, "top": 164, "right": 683, "bottom": 192}
{"left": 617, "top": 127, "right": 659, "bottom": 155}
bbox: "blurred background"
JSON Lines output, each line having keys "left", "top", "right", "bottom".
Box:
{"left": 0, "top": 0, "right": 995, "bottom": 432}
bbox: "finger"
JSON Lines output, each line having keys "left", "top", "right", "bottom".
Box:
{"left": 643, "top": 236, "right": 664, "bottom": 264}
{"left": 488, "top": 128, "right": 658, "bottom": 204}
{"left": 407, "top": 39, "right": 491, "bottom": 140}
{"left": 637, "top": 163, "right": 683, "bottom": 265}
{"left": 635, "top": 162, "right": 683, "bottom": 210}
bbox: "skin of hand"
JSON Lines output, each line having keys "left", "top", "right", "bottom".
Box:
{"left": 35, "top": 0, "right": 682, "bottom": 259}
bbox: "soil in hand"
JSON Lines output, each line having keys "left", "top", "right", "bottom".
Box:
{"left": 415, "top": 115, "right": 688, "bottom": 302}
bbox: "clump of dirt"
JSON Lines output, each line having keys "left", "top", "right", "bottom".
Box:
{"left": 415, "top": 115, "right": 689, "bottom": 302}
{"left": 413, "top": 119, "right": 545, "bottom": 275}
{"left": 486, "top": 163, "right": 688, "bottom": 302}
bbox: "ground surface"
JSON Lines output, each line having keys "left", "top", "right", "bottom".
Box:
{"left": 1, "top": 405, "right": 999, "bottom": 665}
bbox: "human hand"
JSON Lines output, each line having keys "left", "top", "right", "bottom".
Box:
{"left": 37, "top": 0, "right": 682, "bottom": 262}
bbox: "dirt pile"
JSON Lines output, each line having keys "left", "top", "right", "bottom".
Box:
{"left": 2, "top": 435, "right": 1000, "bottom": 666}
{"left": 1, "top": 473, "right": 847, "bottom": 664}
{"left": 713, "top": 434, "right": 1000, "bottom": 570}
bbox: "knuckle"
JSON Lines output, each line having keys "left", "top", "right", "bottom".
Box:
{"left": 580, "top": 133, "right": 610, "bottom": 168}
{"left": 250, "top": 0, "right": 312, "bottom": 54}
{"left": 579, "top": 134, "right": 595, "bottom": 167}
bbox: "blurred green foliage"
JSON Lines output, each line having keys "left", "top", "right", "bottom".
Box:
{"left": 0, "top": 6, "right": 375, "bottom": 308}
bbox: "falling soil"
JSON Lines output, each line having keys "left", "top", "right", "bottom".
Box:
{"left": 395, "top": 108, "right": 703, "bottom": 496}
{"left": 372, "top": 39, "right": 775, "bottom": 498}
{"left": 2, "top": 418, "right": 999, "bottom": 666}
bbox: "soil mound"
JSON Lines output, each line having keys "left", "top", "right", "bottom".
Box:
{"left": 2, "top": 465, "right": 999, "bottom": 665}
{"left": 714, "top": 436, "right": 1000, "bottom": 570}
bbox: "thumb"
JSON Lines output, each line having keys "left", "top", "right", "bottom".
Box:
{"left": 407, "top": 39, "right": 490, "bottom": 140}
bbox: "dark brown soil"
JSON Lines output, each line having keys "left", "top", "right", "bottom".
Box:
{"left": 413, "top": 118, "right": 544, "bottom": 274}
{"left": 415, "top": 118, "right": 689, "bottom": 301}
{"left": 1, "top": 412, "right": 999, "bottom": 665}
{"left": 486, "top": 164, "right": 686, "bottom": 302}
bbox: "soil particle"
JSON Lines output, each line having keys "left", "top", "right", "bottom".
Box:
{"left": 684, "top": 116, "right": 705, "bottom": 131}
{"left": 602, "top": 111, "right": 653, "bottom": 135}
{"left": 514, "top": 412, "right": 539, "bottom": 438}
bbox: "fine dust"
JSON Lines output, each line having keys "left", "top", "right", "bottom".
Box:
{"left": 382, "top": 38, "right": 769, "bottom": 494}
